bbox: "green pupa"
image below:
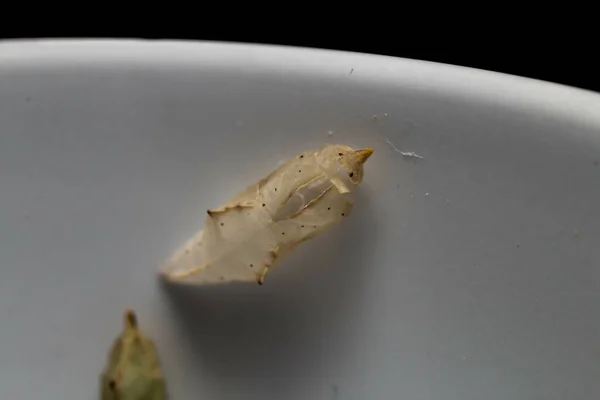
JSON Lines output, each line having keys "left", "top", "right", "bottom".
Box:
{"left": 100, "top": 309, "right": 167, "bottom": 400}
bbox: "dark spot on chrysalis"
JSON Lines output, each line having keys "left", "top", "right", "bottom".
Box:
{"left": 262, "top": 203, "right": 266, "bottom": 207}
{"left": 250, "top": 264, "right": 254, "bottom": 268}
{"left": 298, "top": 170, "right": 301, "bottom": 173}
{"left": 109, "top": 380, "right": 117, "bottom": 391}
{"left": 313, "top": 225, "right": 317, "bottom": 228}
{"left": 328, "top": 207, "right": 331, "bottom": 210}
{"left": 338, "top": 153, "right": 343, "bottom": 156}
{"left": 282, "top": 232, "right": 285, "bottom": 235}
{"left": 275, "top": 188, "right": 277, "bottom": 191}
{"left": 220, "top": 222, "right": 224, "bottom": 226}
{"left": 349, "top": 172, "right": 354, "bottom": 177}
{"left": 301, "top": 225, "right": 305, "bottom": 228}
{"left": 220, "top": 276, "right": 225, "bottom": 280}
{"left": 341, "top": 213, "right": 345, "bottom": 216}
{"left": 258, "top": 281, "right": 263, "bottom": 285}
{"left": 300, "top": 154, "right": 304, "bottom": 158}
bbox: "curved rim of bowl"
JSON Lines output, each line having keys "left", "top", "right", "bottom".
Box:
{"left": 1, "top": 38, "right": 600, "bottom": 129}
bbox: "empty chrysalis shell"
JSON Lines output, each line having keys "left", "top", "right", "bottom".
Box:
{"left": 100, "top": 309, "right": 167, "bottom": 400}
{"left": 160, "top": 143, "right": 374, "bottom": 286}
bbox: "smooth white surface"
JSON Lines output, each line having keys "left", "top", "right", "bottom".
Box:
{"left": 1, "top": 39, "right": 599, "bottom": 399}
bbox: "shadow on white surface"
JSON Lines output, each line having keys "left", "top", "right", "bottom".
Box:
{"left": 160, "top": 189, "right": 377, "bottom": 390}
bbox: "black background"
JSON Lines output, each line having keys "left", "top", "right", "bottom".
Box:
{"left": 2, "top": 31, "right": 598, "bottom": 94}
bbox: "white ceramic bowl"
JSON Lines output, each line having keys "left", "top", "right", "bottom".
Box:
{"left": 1, "top": 39, "right": 599, "bottom": 399}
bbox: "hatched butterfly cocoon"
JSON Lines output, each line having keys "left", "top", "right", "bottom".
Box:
{"left": 159, "top": 144, "right": 374, "bottom": 286}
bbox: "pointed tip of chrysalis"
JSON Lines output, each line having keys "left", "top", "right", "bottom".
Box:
{"left": 352, "top": 147, "right": 374, "bottom": 164}
{"left": 124, "top": 308, "right": 137, "bottom": 330}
